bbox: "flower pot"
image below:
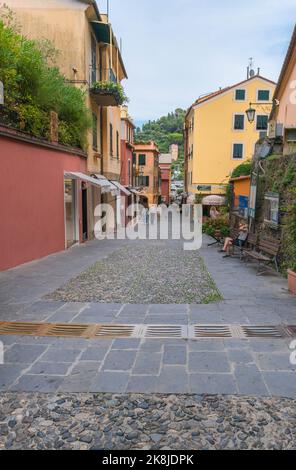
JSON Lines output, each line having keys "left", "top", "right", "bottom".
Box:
{"left": 287, "top": 269, "right": 296, "bottom": 295}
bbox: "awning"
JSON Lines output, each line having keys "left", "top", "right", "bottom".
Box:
{"left": 202, "top": 195, "right": 226, "bottom": 206}
{"left": 64, "top": 172, "right": 107, "bottom": 189}
{"left": 91, "top": 22, "right": 111, "bottom": 45}
{"left": 111, "top": 181, "right": 132, "bottom": 196}
{"left": 93, "top": 174, "right": 119, "bottom": 196}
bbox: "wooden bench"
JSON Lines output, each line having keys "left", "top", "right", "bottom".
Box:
{"left": 207, "top": 229, "right": 223, "bottom": 247}
{"left": 241, "top": 232, "right": 258, "bottom": 260}
{"left": 243, "top": 236, "right": 281, "bottom": 274}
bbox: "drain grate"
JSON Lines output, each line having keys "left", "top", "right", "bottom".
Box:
{"left": 45, "top": 323, "right": 95, "bottom": 338}
{"left": 95, "top": 325, "right": 135, "bottom": 338}
{"left": 242, "top": 325, "right": 283, "bottom": 338}
{"left": 194, "top": 325, "right": 232, "bottom": 338}
{"left": 144, "top": 325, "right": 185, "bottom": 338}
{"left": 0, "top": 322, "right": 44, "bottom": 336}
{"left": 0, "top": 321, "right": 294, "bottom": 340}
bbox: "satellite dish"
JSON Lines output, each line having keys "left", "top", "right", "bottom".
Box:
{"left": 249, "top": 69, "right": 255, "bottom": 77}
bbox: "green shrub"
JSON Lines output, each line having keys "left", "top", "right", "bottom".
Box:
{"left": 0, "top": 13, "right": 91, "bottom": 149}
{"left": 231, "top": 161, "right": 252, "bottom": 178}
{"left": 203, "top": 216, "right": 230, "bottom": 238}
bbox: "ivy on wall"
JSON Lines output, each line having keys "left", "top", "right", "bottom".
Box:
{"left": 255, "top": 154, "right": 296, "bottom": 274}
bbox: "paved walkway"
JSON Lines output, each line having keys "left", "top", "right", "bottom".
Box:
{"left": 0, "top": 236, "right": 295, "bottom": 397}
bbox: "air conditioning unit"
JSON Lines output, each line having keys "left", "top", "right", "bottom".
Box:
{"left": 275, "top": 123, "right": 284, "bottom": 137}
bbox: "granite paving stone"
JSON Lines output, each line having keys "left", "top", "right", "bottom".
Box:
{"left": 40, "top": 348, "right": 82, "bottom": 363}
{"left": 132, "top": 352, "right": 162, "bottom": 375}
{"left": 234, "top": 364, "right": 269, "bottom": 396}
{"left": 189, "top": 351, "right": 230, "bottom": 373}
{"left": 163, "top": 345, "right": 187, "bottom": 365}
{"left": 102, "top": 350, "right": 137, "bottom": 371}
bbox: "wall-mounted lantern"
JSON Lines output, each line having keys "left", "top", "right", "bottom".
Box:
{"left": 245, "top": 100, "right": 279, "bottom": 124}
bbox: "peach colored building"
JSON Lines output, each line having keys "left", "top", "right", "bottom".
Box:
{"left": 269, "top": 25, "right": 296, "bottom": 155}
{"left": 133, "top": 142, "right": 160, "bottom": 205}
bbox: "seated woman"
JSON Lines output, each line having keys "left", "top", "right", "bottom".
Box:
{"left": 220, "top": 222, "right": 248, "bottom": 258}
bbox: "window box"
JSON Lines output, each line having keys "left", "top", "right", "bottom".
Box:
{"left": 90, "top": 81, "right": 128, "bottom": 107}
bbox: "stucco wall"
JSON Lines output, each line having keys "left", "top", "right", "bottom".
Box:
{"left": 0, "top": 134, "right": 87, "bottom": 271}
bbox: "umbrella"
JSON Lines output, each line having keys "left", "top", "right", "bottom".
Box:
{"left": 202, "top": 195, "right": 225, "bottom": 206}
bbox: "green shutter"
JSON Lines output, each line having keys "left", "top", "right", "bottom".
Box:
{"left": 233, "top": 144, "right": 243, "bottom": 159}
{"left": 235, "top": 89, "right": 245, "bottom": 100}
{"left": 258, "top": 90, "right": 270, "bottom": 101}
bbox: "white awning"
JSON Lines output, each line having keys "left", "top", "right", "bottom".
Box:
{"left": 92, "top": 174, "right": 119, "bottom": 195}
{"left": 111, "top": 181, "right": 132, "bottom": 196}
{"left": 64, "top": 172, "right": 108, "bottom": 189}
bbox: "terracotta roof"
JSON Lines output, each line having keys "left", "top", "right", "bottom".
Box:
{"left": 229, "top": 175, "right": 251, "bottom": 182}
{"left": 186, "top": 74, "right": 276, "bottom": 118}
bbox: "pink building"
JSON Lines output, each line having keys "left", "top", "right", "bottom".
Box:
{"left": 270, "top": 25, "right": 296, "bottom": 154}
{"left": 0, "top": 126, "right": 115, "bottom": 271}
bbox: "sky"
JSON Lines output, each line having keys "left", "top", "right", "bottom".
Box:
{"left": 101, "top": 0, "right": 295, "bottom": 126}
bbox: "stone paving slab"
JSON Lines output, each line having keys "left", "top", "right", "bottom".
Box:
{"left": 1, "top": 335, "right": 295, "bottom": 397}
{"left": 0, "top": 236, "right": 295, "bottom": 397}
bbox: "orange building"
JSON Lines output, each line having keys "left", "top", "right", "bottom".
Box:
{"left": 159, "top": 154, "right": 172, "bottom": 204}
{"left": 229, "top": 175, "right": 251, "bottom": 218}
{"left": 133, "top": 142, "right": 160, "bottom": 205}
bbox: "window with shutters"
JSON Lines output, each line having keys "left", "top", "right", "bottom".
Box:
{"left": 234, "top": 114, "right": 245, "bottom": 130}
{"left": 256, "top": 115, "right": 268, "bottom": 130}
{"left": 92, "top": 113, "right": 98, "bottom": 150}
{"left": 235, "top": 89, "right": 246, "bottom": 101}
{"left": 139, "top": 154, "right": 146, "bottom": 165}
{"left": 109, "top": 123, "right": 113, "bottom": 156}
{"left": 232, "top": 143, "right": 244, "bottom": 159}
{"left": 116, "top": 131, "right": 119, "bottom": 159}
{"left": 257, "top": 90, "right": 270, "bottom": 101}
{"left": 139, "top": 175, "right": 149, "bottom": 186}
{"left": 90, "top": 35, "right": 97, "bottom": 85}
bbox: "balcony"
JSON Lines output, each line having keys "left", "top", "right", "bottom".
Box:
{"left": 90, "top": 78, "right": 128, "bottom": 107}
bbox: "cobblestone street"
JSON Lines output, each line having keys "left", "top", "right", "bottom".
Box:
{"left": 0, "top": 236, "right": 296, "bottom": 449}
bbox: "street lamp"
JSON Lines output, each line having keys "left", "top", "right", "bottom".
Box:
{"left": 246, "top": 103, "right": 256, "bottom": 123}
{"left": 245, "top": 100, "right": 279, "bottom": 124}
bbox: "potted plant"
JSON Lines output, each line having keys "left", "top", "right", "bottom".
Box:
{"left": 288, "top": 263, "right": 296, "bottom": 295}
{"left": 287, "top": 201, "right": 296, "bottom": 295}
{"left": 90, "top": 81, "right": 128, "bottom": 107}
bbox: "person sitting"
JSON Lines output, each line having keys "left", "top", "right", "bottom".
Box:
{"left": 210, "top": 206, "right": 219, "bottom": 219}
{"left": 220, "top": 222, "right": 248, "bottom": 258}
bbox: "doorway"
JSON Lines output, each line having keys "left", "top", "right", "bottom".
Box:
{"left": 64, "top": 179, "right": 78, "bottom": 248}
{"left": 82, "top": 184, "right": 88, "bottom": 241}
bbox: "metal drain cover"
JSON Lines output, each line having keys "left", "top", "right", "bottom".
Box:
{"left": 0, "top": 321, "right": 293, "bottom": 340}
{"left": 194, "top": 325, "right": 232, "bottom": 338}
{"left": 144, "top": 325, "right": 186, "bottom": 338}
{"left": 242, "top": 325, "right": 283, "bottom": 338}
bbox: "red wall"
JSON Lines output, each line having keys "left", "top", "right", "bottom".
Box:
{"left": 0, "top": 134, "right": 87, "bottom": 271}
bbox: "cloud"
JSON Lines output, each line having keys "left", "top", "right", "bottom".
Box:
{"left": 106, "top": 0, "right": 295, "bottom": 121}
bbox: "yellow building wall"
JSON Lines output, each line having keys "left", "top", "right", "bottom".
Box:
{"left": 188, "top": 77, "right": 275, "bottom": 194}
